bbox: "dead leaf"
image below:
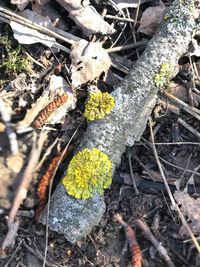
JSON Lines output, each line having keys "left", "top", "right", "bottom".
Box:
{"left": 56, "top": 0, "right": 115, "bottom": 36}
{"left": 70, "top": 40, "right": 111, "bottom": 87}
{"left": 174, "top": 191, "right": 200, "bottom": 236}
{"left": 137, "top": 2, "right": 166, "bottom": 37}
{"left": 11, "top": 0, "right": 30, "bottom": 10}
{"left": 10, "top": 9, "right": 55, "bottom": 47}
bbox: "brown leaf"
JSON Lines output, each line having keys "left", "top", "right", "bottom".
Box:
{"left": 137, "top": 2, "right": 166, "bottom": 37}
{"left": 70, "top": 40, "right": 111, "bottom": 87}
{"left": 56, "top": 0, "right": 115, "bottom": 36}
{"left": 174, "top": 191, "right": 200, "bottom": 235}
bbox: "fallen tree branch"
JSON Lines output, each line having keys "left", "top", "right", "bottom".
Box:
{"left": 41, "top": 0, "right": 200, "bottom": 243}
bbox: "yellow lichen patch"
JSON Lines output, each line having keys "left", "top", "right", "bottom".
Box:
{"left": 84, "top": 92, "right": 115, "bottom": 121}
{"left": 62, "top": 148, "right": 112, "bottom": 200}
{"left": 154, "top": 62, "right": 173, "bottom": 88}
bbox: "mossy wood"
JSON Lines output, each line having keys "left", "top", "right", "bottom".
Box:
{"left": 41, "top": 0, "right": 200, "bottom": 243}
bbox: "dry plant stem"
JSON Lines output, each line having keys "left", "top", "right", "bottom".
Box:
{"left": 154, "top": 142, "right": 200, "bottom": 145}
{"left": 107, "top": 0, "right": 127, "bottom": 48}
{"left": 177, "top": 117, "right": 200, "bottom": 139}
{"left": 0, "top": 99, "right": 18, "bottom": 154}
{"left": 75, "top": 245, "right": 95, "bottom": 266}
{"left": 22, "top": 242, "right": 55, "bottom": 267}
{"left": 23, "top": 50, "right": 46, "bottom": 68}
{"left": 148, "top": 118, "right": 200, "bottom": 253}
{"left": 135, "top": 219, "right": 175, "bottom": 267}
{"left": 114, "top": 214, "right": 142, "bottom": 267}
{"left": 141, "top": 138, "right": 200, "bottom": 177}
{"left": 35, "top": 137, "right": 59, "bottom": 171}
{"left": 4, "top": 239, "right": 22, "bottom": 267}
{"left": 127, "top": 148, "right": 139, "bottom": 194}
{"left": 7, "top": 131, "right": 47, "bottom": 226}
{"left": 0, "top": 5, "right": 79, "bottom": 45}
{"left": 187, "top": 163, "right": 200, "bottom": 186}
{"left": 161, "top": 90, "right": 200, "bottom": 116}
{"left": 105, "top": 14, "right": 135, "bottom": 23}
{"left": 160, "top": 156, "right": 200, "bottom": 177}
{"left": 107, "top": 40, "right": 148, "bottom": 53}
{"left": 130, "top": 1, "right": 140, "bottom": 59}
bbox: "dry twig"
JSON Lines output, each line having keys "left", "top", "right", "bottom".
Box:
{"left": 114, "top": 214, "right": 142, "bottom": 267}
{"left": 127, "top": 147, "right": 139, "bottom": 194}
{"left": 177, "top": 117, "right": 200, "bottom": 139}
{"left": 135, "top": 219, "right": 175, "bottom": 267}
{"left": 0, "top": 132, "right": 48, "bottom": 252}
{"left": 7, "top": 131, "right": 47, "bottom": 226}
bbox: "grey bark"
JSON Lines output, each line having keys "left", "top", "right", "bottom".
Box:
{"left": 40, "top": 1, "right": 200, "bottom": 243}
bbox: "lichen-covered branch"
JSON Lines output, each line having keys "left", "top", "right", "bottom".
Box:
{"left": 79, "top": 0, "right": 199, "bottom": 166}
{"left": 41, "top": 0, "right": 200, "bottom": 243}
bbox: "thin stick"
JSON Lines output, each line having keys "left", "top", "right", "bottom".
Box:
{"left": 177, "top": 117, "right": 200, "bottom": 139}
{"left": 148, "top": 117, "right": 200, "bottom": 253}
{"left": 151, "top": 142, "right": 200, "bottom": 145}
{"left": 127, "top": 148, "right": 139, "bottom": 194}
{"left": 161, "top": 90, "right": 200, "bottom": 116}
{"left": 105, "top": 14, "right": 135, "bottom": 23}
{"left": 22, "top": 241, "right": 56, "bottom": 267}
{"left": 107, "top": 40, "right": 148, "bottom": 53}
{"left": 7, "top": 131, "right": 47, "bottom": 226}
{"left": 135, "top": 219, "right": 175, "bottom": 267}
{"left": 4, "top": 239, "right": 22, "bottom": 267}
{"left": 140, "top": 138, "right": 200, "bottom": 176}
{"left": 114, "top": 214, "right": 142, "bottom": 267}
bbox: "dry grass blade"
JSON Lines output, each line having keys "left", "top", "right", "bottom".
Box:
{"left": 148, "top": 117, "right": 200, "bottom": 253}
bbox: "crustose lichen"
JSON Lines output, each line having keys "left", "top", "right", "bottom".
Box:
{"left": 84, "top": 91, "right": 115, "bottom": 121}
{"left": 154, "top": 62, "right": 173, "bottom": 88}
{"left": 62, "top": 148, "right": 112, "bottom": 200}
